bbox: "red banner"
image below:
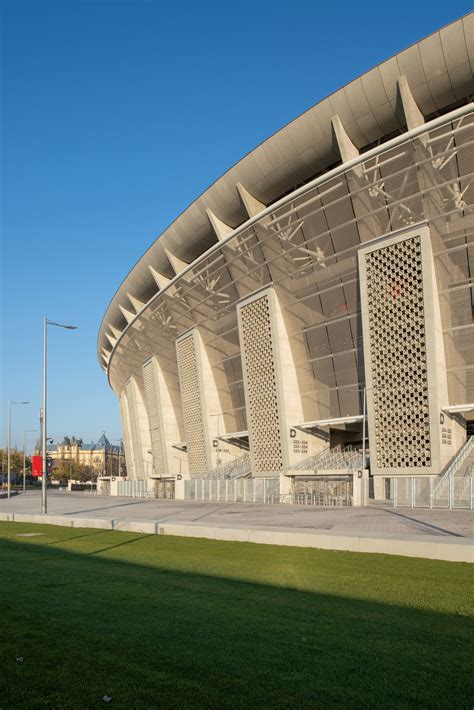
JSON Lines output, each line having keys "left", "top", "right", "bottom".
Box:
{"left": 32, "top": 456, "right": 43, "bottom": 477}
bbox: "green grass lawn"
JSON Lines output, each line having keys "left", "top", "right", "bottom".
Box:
{"left": 0, "top": 522, "right": 472, "bottom": 709}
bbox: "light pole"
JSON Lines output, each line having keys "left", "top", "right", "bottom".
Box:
{"left": 42, "top": 318, "right": 77, "bottom": 514}
{"left": 361, "top": 387, "right": 367, "bottom": 474}
{"left": 346, "top": 386, "right": 370, "bottom": 469}
{"left": 110, "top": 438, "right": 123, "bottom": 477}
{"left": 23, "top": 429, "right": 37, "bottom": 494}
{"left": 210, "top": 413, "right": 222, "bottom": 479}
{"left": 7, "top": 400, "right": 29, "bottom": 498}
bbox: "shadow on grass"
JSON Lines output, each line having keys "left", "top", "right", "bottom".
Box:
{"left": 0, "top": 529, "right": 472, "bottom": 710}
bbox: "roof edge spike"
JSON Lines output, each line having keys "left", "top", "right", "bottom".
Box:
{"left": 109, "top": 325, "right": 122, "bottom": 338}
{"left": 119, "top": 304, "right": 135, "bottom": 324}
{"left": 148, "top": 265, "right": 171, "bottom": 290}
{"left": 126, "top": 292, "right": 146, "bottom": 313}
{"left": 105, "top": 332, "right": 117, "bottom": 348}
{"left": 164, "top": 248, "right": 189, "bottom": 276}
{"left": 236, "top": 182, "right": 267, "bottom": 218}
{"left": 205, "top": 208, "right": 234, "bottom": 241}
{"left": 398, "top": 75, "right": 425, "bottom": 131}
{"left": 101, "top": 347, "right": 111, "bottom": 360}
{"left": 331, "top": 115, "right": 359, "bottom": 163}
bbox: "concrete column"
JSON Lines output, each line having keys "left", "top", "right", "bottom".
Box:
{"left": 142, "top": 356, "right": 185, "bottom": 476}
{"left": 125, "top": 377, "right": 152, "bottom": 480}
{"left": 353, "top": 470, "right": 370, "bottom": 507}
{"left": 398, "top": 75, "right": 425, "bottom": 132}
{"left": 119, "top": 389, "right": 135, "bottom": 479}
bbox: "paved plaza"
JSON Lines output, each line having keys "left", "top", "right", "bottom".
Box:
{"left": 0, "top": 491, "right": 472, "bottom": 551}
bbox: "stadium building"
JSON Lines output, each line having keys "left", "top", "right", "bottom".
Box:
{"left": 98, "top": 15, "right": 474, "bottom": 505}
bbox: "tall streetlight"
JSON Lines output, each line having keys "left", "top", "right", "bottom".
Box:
{"left": 23, "top": 429, "right": 37, "bottom": 494}
{"left": 347, "top": 384, "right": 389, "bottom": 472}
{"left": 210, "top": 412, "right": 222, "bottom": 479}
{"left": 109, "top": 438, "right": 124, "bottom": 477}
{"left": 118, "top": 439, "right": 123, "bottom": 477}
{"left": 7, "top": 400, "right": 29, "bottom": 498}
{"left": 346, "top": 386, "right": 370, "bottom": 471}
{"left": 42, "top": 318, "right": 77, "bottom": 514}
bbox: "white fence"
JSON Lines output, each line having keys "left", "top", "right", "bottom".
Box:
{"left": 116, "top": 479, "right": 148, "bottom": 498}
{"left": 288, "top": 476, "right": 353, "bottom": 506}
{"left": 271, "top": 491, "right": 352, "bottom": 507}
{"left": 387, "top": 475, "right": 473, "bottom": 509}
{"left": 185, "top": 477, "right": 280, "bottom": 503}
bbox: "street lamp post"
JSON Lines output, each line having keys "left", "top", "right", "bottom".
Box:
{"left": 42, "top": 318, "right": 77, "bottom": 514}
{"left": 110, "top": 438, "right": 123, "bottom": 477}
{"left": 7, "top": 400, "right": 29, "bottom": 498}
{"left": 23, "top": 429, "right": 37, "bottom": 494}
{"left": 210, "top": 413, "right": 222, "bottom": 479}
{"left": 361, "top": 387, "right": 367, "bottom": 473}
{"left": 347, "top": 384, "right": 388, "bottom": 505}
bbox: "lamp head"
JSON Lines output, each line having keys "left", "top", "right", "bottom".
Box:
{"left": 46, "top": 319, "right": 78, "bottom": 330}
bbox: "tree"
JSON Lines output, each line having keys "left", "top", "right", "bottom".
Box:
{"left": 52, "top": 460, "right": 94, "bottom": 483}
{"left": 0, "top": 448, "right": 31, "bottom": 483}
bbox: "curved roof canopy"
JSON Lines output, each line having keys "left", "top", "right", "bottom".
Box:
{"left": 98, "top": 13, "right": 474, "bottom": 367}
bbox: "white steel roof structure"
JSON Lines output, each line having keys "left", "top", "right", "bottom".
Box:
{"left": 98, "top": 15, "right": 473, "bottom": 486}
{"left": 98, "top": 14, "right": 474, "bottom": 369}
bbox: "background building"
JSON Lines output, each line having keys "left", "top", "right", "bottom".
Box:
{"left": 98, "top": 16, "right": 473, "bottom": 504}
{"left": 46, "top": 433, "right": 125, "bottom": 478}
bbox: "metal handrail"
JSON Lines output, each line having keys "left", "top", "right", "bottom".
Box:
{"left": 288, "top": 446, "right": 333, "bottom": 471}
{"left": 206, "top": 452, "right": 252, "bottom": 480}
{"left": 434, "top": 436, "right": 473, "bottom": 494}
{"left": 290, "top": 445, "right": 368, "bottom": 473}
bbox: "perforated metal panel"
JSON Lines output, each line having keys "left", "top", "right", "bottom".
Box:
{"left": 126, "top": 378, "right": 146, "bottom": 479}
{"left": 239, "top": 293, "right": 284, "bottom": 474}
{"left": 176, "top": 333, "right": 209, "bottom": 475}
{"left": 364, "top": 235, "right": 431, "bottom": 468}
{"left": 142, "top": 358, "right": 167, "bottom": 476}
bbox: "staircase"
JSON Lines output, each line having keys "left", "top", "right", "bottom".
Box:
{"left": 288, "top": 446, "right": 332, "bottom": 471}
{"left": 433, "top": 436, "right": 473, "bottom": 496}
{"left": 207, "top": 453, "right": 252, "bottom": 480}
{"left": 289, "top": 445, "right": 366, "bottom": 473}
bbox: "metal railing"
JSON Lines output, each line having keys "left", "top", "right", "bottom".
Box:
{"left": 433, "top": 436, "right": 473, "bottom": 496}
{"left": 116, "top": 479, "right": 148, "bottom": 498}
{"left": 386, "top": 474, "right": 474, "bottom": 509}
{"left": 289, "top": 444, "right": 366, "bottom": 473}
{"left": 204, "top": 453, "right": 252, "bottom": 480}
{"left": 368, "top": 438, "right": 474, "bottom": 510}
{"left": 185, "top": 476, "right": 279, "bottom": 503}
{"left": 270, "top": 491, "right": 352, "bottom": 507}
{"left": 288, "top": 446, "right": 332, "bottom": 471}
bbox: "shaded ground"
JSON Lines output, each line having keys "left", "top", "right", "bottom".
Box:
{"left": 0, "top": 521, "right": 472, "bottom": 709}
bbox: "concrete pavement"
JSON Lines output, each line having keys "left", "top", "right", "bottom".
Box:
{"left": 0, "top": 490, "right": 472, "bottom": 562}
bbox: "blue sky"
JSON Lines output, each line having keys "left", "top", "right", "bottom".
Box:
{"left": 1, "top": 0, "right": 470, "bottom": 451}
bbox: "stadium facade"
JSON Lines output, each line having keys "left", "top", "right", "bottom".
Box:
{"left": 98, "top": 15, "right": 474, "bottom": 503}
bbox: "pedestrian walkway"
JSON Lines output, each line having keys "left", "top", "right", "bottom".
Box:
{"left": 0, "top": 491, "right": 472, "bottom": 562}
